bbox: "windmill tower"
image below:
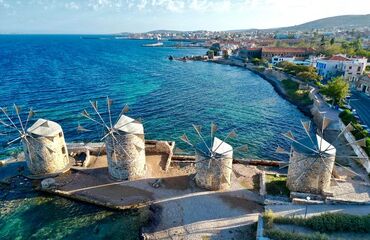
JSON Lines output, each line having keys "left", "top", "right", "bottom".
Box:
{"left": 80, "top": 97, "right": 146, "bottom": 180}
{"left": 277, "top": 119, "right": 367, "bottom": 195}
{"left": 106, "top": 115, "right": 145, "bottom": 180}
{"left": 0, "top": 105, "right": 70, "bottom": 176}
{"left": 181, "top": 123, "right": 248, "bottom": 191}
{"left": 25, "top": 119, "right": 70, "bottom": 175}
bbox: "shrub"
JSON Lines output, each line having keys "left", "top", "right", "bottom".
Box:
{"left": 265, "top": 174, "right": 290, "bottom": 197}
{"left": 339, "top": 109, "right": 355, "bottom": 125}
{"left": 366, "top": 138, "right": 370, "bottom": 156}
{"left": 282, "top": 79, "right": 313, "bottom": 106}
{"left": 263, "top": 209, "right": 275, "bottom": 229}
{"left": 305, "top": 213, "right": 370, "bottom": 233}
{"left": 274, "top": 213, "right": 370, "bottom": 233}
{"left": 297, "top": 71, "right": 321, "bottom": 82}
{"left": 265, "top": 229, "right": 329, "bottom": 240}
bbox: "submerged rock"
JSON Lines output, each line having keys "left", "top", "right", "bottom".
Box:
{"left": 41, "top": 178, "right": 56, "bottom": 189}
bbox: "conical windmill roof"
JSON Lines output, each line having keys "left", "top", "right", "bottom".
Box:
{"left": 114, "top": 115, "right": 144, "bottom": 135}
{"left": 292, "top": 134, "right": 336, "bottom": 156}
{"left": 196, "top": 137, "right": 233, "bottom": 158}
{"left": 27, "top": 119, "right": 63, "bottom": 137}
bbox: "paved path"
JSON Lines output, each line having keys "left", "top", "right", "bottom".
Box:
{"left": 266, "top": 204, "right": 370, "bottom": 218}
{"left": 350, "top": 91, "right": 370, "bottom": 128}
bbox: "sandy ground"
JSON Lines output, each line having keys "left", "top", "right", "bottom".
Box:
{"left": 46, "top": 154, "right": 264, "bottom": 239}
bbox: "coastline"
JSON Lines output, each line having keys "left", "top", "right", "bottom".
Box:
{"left": 210, "top": 58, "right": 313, "bottom": 118}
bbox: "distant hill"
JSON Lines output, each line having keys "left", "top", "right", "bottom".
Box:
{"left": 277, "top": 14, "right": 370, "bottom": 31}
{"left": 124, "top": 14, "right": 370, "bottom": 34}
{"left": 146, "top": 30, "right": 184, "bottom": 34}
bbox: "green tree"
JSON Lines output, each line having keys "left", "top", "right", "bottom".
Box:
{"left": 320, "top": 35, "right": 326, "bottom": 46}
{"left": 320, "top": 77, "right": 349, "bottom": 105}
{"left": 251, "top": 58, "right": 261, "bottom": 65}
{"left": 210, "top": 43, "right": 221, "bottom": 56}
{"left": 297, "top": 71, "right": 321, "bottom": 82}
{"left": 350, "top": 39, "right": 362, "bottom": 51}
{"left": 206, "top": 50, "right": 214, "bottom": 59}
{"left": 330, "top": 38, "right": 335, "bottom": 45}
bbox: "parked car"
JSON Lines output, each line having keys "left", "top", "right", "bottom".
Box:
{"left": 360, "top": 125, "right": 370, "bottom": 132}
{"left": 343, "top": 104, "right": 352, "bottom": 110}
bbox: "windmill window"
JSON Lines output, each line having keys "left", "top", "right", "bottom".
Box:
{"left": 59, "top": 132, "right": 63, "bottom": 137}
{"left": 61, "top": 146, "right": 66, "bottom": 154}
{"left": 46, "top": 136, "right": 54, "bottom": 142}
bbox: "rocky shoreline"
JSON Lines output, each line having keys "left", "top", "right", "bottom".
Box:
{"left": 210, "top": 58, "right": 314, "bottom": 118}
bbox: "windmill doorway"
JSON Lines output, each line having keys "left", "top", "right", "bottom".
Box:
{"left": 362, "top": 85, "right": 368, "bottom": 93}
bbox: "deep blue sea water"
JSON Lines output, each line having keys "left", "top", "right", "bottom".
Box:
{"left": 0, "top": 35, "right": 308, "bottom": 159}
{"left": 0, "top": 35, "right": 309, "bottom": 239}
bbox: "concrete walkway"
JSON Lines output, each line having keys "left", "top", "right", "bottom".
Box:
{"left": 266, "top": 204, "right": 370, "bottom": 218}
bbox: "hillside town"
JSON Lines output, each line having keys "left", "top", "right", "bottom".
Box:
{"left": 161, "top": 26, "right": 370, "bottom": 129}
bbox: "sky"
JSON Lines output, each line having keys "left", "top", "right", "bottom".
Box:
{"left": 0, "top": 0, "right": 369, "bottom": 34}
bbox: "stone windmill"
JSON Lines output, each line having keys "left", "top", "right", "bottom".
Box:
{"left": 180, "top": 123, "right": 248, "bottom": 191}
{"left": 80, "top": 97, "right": 146, "bottom": 180}
{"left": 0, "top": 105, "right": 70, "bottom": 176}
{"left": 277, "top": 118, "right": 367, "bottom": 195}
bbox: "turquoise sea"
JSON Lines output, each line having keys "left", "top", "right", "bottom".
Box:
{"left": 0, "top": 35, "right": 309, "bottom": 239}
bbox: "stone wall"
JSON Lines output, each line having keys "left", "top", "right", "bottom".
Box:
{"left": 195, "top": 151, "right": 233, "bottom": 191}
{"left": 105, "top": 132, "right": 146, "bottom": 180}
{"left": 287, "top": 149, "right": 335, "bottom": 194}
{"left": 23, "top": 132, "right": 69, "bottom": 175}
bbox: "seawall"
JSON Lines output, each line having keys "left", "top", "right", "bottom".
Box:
{"left": 210, "top": 58, "right": 313, "bottom": 118}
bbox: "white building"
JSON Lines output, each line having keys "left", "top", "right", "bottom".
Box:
{"left": 271, "top": 55, "right": 315, "bottom": 66}
{"left": 271, "top": 56, "right": 295, "bottom": 65}
{"left": 316, "top": 54, "right": 368, "bottom": 82}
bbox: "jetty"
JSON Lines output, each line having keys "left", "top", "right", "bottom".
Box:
{"left": 36, "top": 140, "right": 265, "bottom": 239}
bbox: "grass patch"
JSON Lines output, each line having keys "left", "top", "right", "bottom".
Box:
{"left": 265, "top": 229, "right": 328, "bottom": 240}
{"left": 275, "top": 213, "right": 370, "bottom": 233}
{"left": 265, "top": 174, "right": 290, "bottom": 197}
{"left": 265, "top": 211, "right": 370, "bottom": 233}
{"left": 263, "top": 210, "right": 329, "bottom": 240}
{"left": 282, "top": 79, "right": 313, "bottom": 106}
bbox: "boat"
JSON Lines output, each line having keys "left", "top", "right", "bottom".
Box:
{"left": 142, "top": 42, "right": 164, "bottom": 47}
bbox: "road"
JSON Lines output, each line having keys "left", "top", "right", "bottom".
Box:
{"left": 350, "top": 91, "right": 370, "bottom": 128}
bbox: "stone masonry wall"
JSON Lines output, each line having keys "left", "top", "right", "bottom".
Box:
{"left": 23, "top": 132, "right": 69, "bottom": 175}
{"left": 287, "top": 149, "right": 335, "bottom": 194}
{"left": 105, "top": 132, "right": 146, "bottom": 180}
{"left": 195, "top": 151, "right": 233, "bottom": 191}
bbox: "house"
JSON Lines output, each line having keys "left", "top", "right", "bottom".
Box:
{"left": 271, "top": 56, "right": 295, "bottom": 65}
{"left": 357, "top": 74, "right": 370, "bottom": 95}
{"left": 271, "top": 56, "right": 313, "bottom": 66}
{"left": 238, "top": 47, "right": 262, "bottom": 59}
{"left": 316, "top": 54, "right": 368, "bottom": 82}
{"left": 261, "top": 47, "right": 315, "bottom": 60}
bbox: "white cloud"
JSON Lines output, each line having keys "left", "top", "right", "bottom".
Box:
{"left": 65, "top": 1, "right": 79, "bottom": 10}
{"left": 88, "top": 0, "right": 115, "bottom": 10}
{"left": 137, "top": 0, "right": 147, "bottom": 10}
{"left": 0, "top": 0, "right": 11, "bottom": 9}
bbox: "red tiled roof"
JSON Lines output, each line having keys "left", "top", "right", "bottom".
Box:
{"left": 261, "top": 47, "right": 314, "bottom": 53}
{"left": 327, "top": 55, "right": 351, "bottom": 61}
